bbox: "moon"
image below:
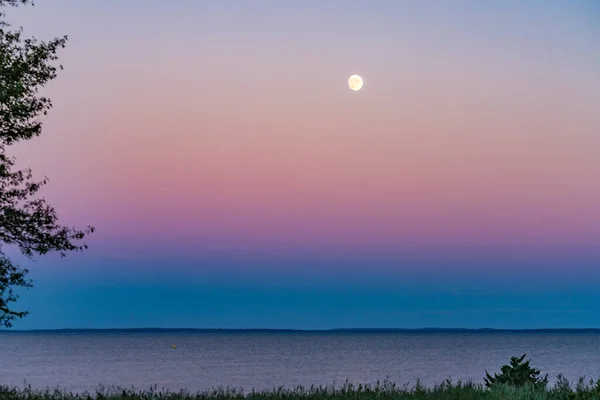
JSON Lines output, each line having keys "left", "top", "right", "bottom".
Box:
{"left": 348, "top": 75, "right": 363, "bottom": 91}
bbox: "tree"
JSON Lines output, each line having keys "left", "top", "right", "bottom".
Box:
{"left": 0, "top": 0, "right": 94, "bottom": 327}
{"left": 484, "top": 354, "right": 548, "bottom": 389}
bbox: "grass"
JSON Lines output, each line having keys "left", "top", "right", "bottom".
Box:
{"left": 2, "top": 376, "right": 600, "bottom": 400}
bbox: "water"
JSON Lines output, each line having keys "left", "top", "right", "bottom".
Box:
{"left": 2, "top": 332, "right": 600, "bottom": 394}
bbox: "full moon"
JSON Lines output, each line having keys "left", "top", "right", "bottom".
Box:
{"left": 348, "top": 75, "right": 363, "bottom": 91}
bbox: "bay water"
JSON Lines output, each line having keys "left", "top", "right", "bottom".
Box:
{"left": 2, "top": 332, "right": 600, "bottom": 394}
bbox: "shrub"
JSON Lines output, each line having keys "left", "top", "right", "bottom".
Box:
{"left": 484, "top": 354, "right": 549, "bottom": 389}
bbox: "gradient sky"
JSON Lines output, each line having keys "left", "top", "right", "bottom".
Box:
{"left": 4, "top": 0, "right": 600, "bottom": 329}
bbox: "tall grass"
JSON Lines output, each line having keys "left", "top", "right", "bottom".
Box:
{"left": 2, "top": 376, "right": 600, "bottom": 400}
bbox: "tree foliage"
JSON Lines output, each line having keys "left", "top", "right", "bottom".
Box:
{"left": 484, "top": 354, "right": 549, "bottom": 389}
{"left": 0, "top": 0, "right": 94, "bottom": 327}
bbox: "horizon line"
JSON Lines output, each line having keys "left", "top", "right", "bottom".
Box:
{"left": 4, "top": 327, "right": 600, "bottom": 333}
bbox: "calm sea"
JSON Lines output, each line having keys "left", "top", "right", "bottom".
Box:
{"left": 2, "top": 332, "right": 600, "bottom": 394}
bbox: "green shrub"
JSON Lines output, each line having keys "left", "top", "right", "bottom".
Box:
{"left": 484, "top": 354, "right": 549, "bottom": 389}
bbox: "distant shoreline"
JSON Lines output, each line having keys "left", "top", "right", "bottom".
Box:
{"left": 3, "top": 327, "right": 600, "bottom": 334}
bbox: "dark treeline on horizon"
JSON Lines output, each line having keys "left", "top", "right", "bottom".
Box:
{"left": 3, "top": 328, "right": 600, "bottom": 334}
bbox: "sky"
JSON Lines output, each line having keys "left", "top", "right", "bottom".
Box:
{"left": 3, "top": 0, "right": 600, "bottom": 330}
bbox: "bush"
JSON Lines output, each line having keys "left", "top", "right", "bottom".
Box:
{"left": 484, "top": 354, "right": 549, "bottom": 389}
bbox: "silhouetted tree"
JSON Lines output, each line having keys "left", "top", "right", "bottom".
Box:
{"left": 0, "top": 0, "right": 94, "bottom": 327}
{"left": 484, "top": 354, "right": 548, "bottom": 389}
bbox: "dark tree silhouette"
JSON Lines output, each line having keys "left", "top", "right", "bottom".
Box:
{"left": 484, "top": 354, "right": 549, "bottom": 389}
{"left": 0, "top": 0, "right": 94, "bottom": 327}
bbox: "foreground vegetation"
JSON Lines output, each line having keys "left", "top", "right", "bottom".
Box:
{"left": 2, "top": 377, "right": 600, "bottom": 400}
{"left": 2, "top": 355, "right": 599, "bottom": 399}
